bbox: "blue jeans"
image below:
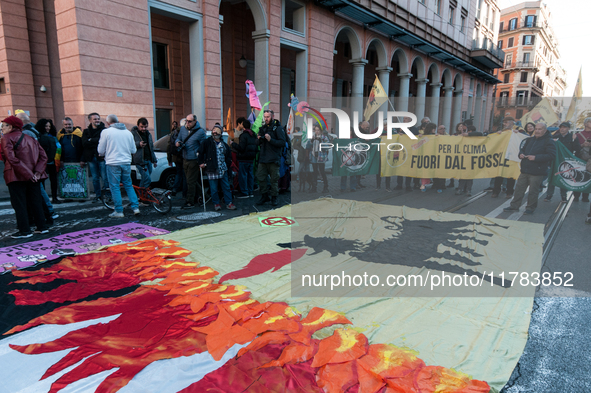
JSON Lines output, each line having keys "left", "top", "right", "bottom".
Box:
{"left": 88, "top": 157, "right": 107, "bottom": 197}
{"left": 209, "top": 172, "right": 233, "bottom": 206}
{"left": 139, "top": 160, "right": 153, "bottom": 188}
{"left": 238, "top": 162, "right": 254, "bottom": 196}
{"left": 40, "top": 183, "right": 54, "bottom": 214}
{"left": 340, "top": 175, "right": 358, "bottom": 191}
{"left": 106, "top": 164, "right": 139, "bottom": 213}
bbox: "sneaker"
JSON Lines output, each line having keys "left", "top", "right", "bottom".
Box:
{"left": 237, "top": 194, "right": 250, "bottom": 199}
{"left": 420, "top": 185, "right": 426, "bottom": 192}
{"left": 34, "top": 228, "right": 49, "bottom": 234}
{"left": 214, "top": 204, "right": 221, "bottom": 211}
{"left": 573, "top": 196, "right": 580, "bottom": 202}
{"left": 386, "top": 187, "right": 393, "bottom": 192}
{"left": 109, "top": 212, "right": 124, "bottom": 218}
{"left": 437, "top": 189, "right": 443, "bottom": 194}
{"left": 11, "top": 231, "right": 33, "bottom": 239}
{"left": 226, "top": 203, "right": 237, "bottom": 210}
{"left": 561, "top": 196, "right": 567, "bottom": 202}
{"left": 182, "top": 202, "right": 195, "bottom": 209}
{"left": 455, "top": 189, "right": 463, "bottom": 195}
{"left": 524, "top": 209, "right": 535, "bottom": 215}
{"left": 484, "top": 187, "right": 494, "bottom": 192}
{"left": 51, "top": 213, "right": 59, "bottom": 219}
{"left": 505, "top": 193, "right": 513, "bottom": 199}
{"left": 503, "top": 207, "right": 518, "bottom": 212}
{"left": 466, "top": 191, "right": 472, "bottom": 197}
{"left": 92, "top": 196, "right": 101, "bottom": 203}
{"left": 133, "top": 209, "right": 140, "bottom": 215}
{"left": 249, "top": 194, "right": 254, "bottom": 197}
{"left": 543, "top": 198, "right": 551, "bottom": 202}
{"left": 139, "top": 202, "right": 150, "bottom": 207}
{"left": 52, "top": 198, "right": 62, "bottom": 204}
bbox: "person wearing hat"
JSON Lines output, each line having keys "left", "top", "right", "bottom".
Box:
{"left": 544, "top": 121, "right": 581, "bottom": 202}
{"left": 198, "top": 123, "right": 236, "bottom": 211}
{"left": 0, "top": 116, "right": 49, "bottom": 238}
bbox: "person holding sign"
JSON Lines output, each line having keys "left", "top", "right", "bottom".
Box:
{"left": 492, "top": 117, "right": 525, "bottom": 198}
{"left": 544, "top": 122, "right": 580, "bottom": 203}
{"left": 504, "top": 123, "right": 556, "bottom": 215}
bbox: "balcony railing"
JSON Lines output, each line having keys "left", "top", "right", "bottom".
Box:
{"left": 472, "top": 39, "right": 505, "bottom": 61}
{"left": 497, "top": 96, "right": 543, "bottom": 108}
{"left": 499, "top": 19, "right": 539, "bottom": 32}
{"left": 504, "top": 61, "right": 537, "bottom": 69}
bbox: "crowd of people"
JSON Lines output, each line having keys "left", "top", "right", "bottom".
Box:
{"left": 1, "top": 108, "right": 590, "bottom": 239}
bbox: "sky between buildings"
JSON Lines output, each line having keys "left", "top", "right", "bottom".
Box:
{"left": 498, "top": 0, "right": 588, "bottom": 97}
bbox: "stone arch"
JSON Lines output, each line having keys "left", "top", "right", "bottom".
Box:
{"left": 476, "top": 83, "right": 482, "bottom": 97}
{"left": 410, "top": 56, "right": 426, "bottom": 79}
{"left": 442, "top": 68, "right": 453, "bottom": 88}
{"left": 366, "top": 37, "right": 388, "bottom": 67}
{"left": 427, "top": 63, "right": 440, "bottom": 84}
{"left": 219, "top": 0, "right": 267, "bottom": 31}
{"left": 453, "top": 73, "right": 463, "bottom": 90}
{"left": 334, "top": 25, "right": 363, "bottom": 60}
{"left": 391, "top": 48, "right": 409, "bottom": 74}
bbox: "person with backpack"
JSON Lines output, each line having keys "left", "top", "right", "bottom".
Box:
{"left": 0, "top": 116, "right": 49, "bottom": 238}
{"left": 256, "top": 109, "right": 286, "bottom": 206}
{"left": 175, "top": 114, "right": 206, "bottom": 209}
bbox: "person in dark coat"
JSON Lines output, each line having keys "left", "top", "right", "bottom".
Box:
{"left": 504, "top": 122, "right": 556, "bottom": 215}
{"left": 198, "top": 124, "right": 236, "bottom": 211}
{"left": 0, "top": 116, "right": 48, "bottom": 238}
{"left": 167, "top": 120, "right": 186, "bottom": 197}
{"left": 544, "top": 122, "right": 581, "bottom": 202}
{"left": 35, "top": 119, "right": 60, "bottom": 203}
{"left": 256, "top": 110, "right": 286, "bottom": 206}
{"left": 230, "top": 117, "right": 258, "bottom": 198}
{"left": 81, "top": 113, "right": 107, "bottom": 202}
{"left": 130, "top": 117, "right": 158, "bottom": 189}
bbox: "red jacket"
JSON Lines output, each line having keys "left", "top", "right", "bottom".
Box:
{"left": 1, "top": 130, "right": 48, "bottom": 184}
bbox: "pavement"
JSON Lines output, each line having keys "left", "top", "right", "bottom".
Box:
{"left": 0, "top": 174, "right": 589, "bottom": 392}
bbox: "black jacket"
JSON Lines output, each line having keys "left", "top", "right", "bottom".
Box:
{"left": 38, "top": 133, "right": 57, "bottom": 165}
{"left": 130, "top": 126, "right": 157, "bottom": 166}
{"left": 519, "top": 131, "right": 557, "bottom": 176}
{"left": 257, "top": 120, "right": 286, "bottom": 164}
{"left": 198, "top": 137, "right": 232, "bottom": 174}
{"left": 551, "top": 131, "right": 581, "bottom": 156}
{"left": 81, "top": 122, "right": 106, "bottom": 162}
{"left": 231, "top": 128, "right": 258, "bottom": 162}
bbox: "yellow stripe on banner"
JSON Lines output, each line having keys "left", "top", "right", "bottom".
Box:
{"left": 380, "top": 132, "right": 521, "bottom": 179}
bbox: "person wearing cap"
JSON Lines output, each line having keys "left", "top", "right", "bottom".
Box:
{"left": 0, "top": 116, "right": 49, "bottom": 238}
{"left": 544, "top": 122, "right": 580, "bottom": 202}
{"left": 198, "top": 123, "right": 236, "bottom": 211}
{"left": 491, "top": 116, "right": 525, "bottom": 198}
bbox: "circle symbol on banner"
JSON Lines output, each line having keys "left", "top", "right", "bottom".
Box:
{"left": 557, "top": 158, "right": 591, "bottom": 186}
{"left": 262, "top": 217, "right": 296, "bottom": 226}
{"left": 387, "top": 146, "right": 408, "bottom": 168}
{"left": 341, "top": 150, "right": 367, "bottom": 172}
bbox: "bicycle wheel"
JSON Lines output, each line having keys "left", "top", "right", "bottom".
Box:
{"left": 102, "top": 188, "right": 115, "bottom": 210}
{"left": 152, "top": 192, "right": 172, "bottom": 214}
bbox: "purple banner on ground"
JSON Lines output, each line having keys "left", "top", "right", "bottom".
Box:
{"left": 0, "top": 223, "right": 169, "bottom": 274}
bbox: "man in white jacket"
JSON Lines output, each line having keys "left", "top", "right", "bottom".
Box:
{"left": 97, "top": 114, "right": 140, "bottom": 217}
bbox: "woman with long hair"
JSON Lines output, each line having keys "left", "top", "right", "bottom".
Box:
{"left": 35, "top": 119, "right": 60, "bottom": 204}
{"left": 524, "top": 122, "right": 535, "bottom": 136}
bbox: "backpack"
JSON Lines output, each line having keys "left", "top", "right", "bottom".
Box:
{"left": 282, "top": 141, "right": 292, "bottom": 166}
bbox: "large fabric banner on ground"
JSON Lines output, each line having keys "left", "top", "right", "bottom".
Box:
{"left": 380, "top": 132, "right": 522, "bottom": 179}
{"left": 549, "top": 141, "right": 591, "bottom": 193}
{"left": 58, "top": 163, "right": 88, "bottom": 199}
{"left": 332, "top": 138, "right": 381, "bottom": 176}
{"left": 0, "top": 223, "right": 169, "bottom": 273}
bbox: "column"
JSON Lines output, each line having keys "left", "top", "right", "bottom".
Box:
{"left": 335, "top": 78, "right": 344, "bottom": 134}
{"left": 252, "top": 29, "right": 271, "bottom": 105}
{"left": 349, "top": 58, "right": 368, "bottom": 121}
{"left": 451, "top": 89, "right": 463, "bottom": 131}
{"left": 429, "top": 83, "right": 443, "bottom": 125}
{"left": 189, "top": 21, "right": 206, "bottom": 123}
{"left": 376, "top": 66, "right": 393, "bottom": 115}
{"left": 441, "top": 86, "right": 454, "bottom": 134}
{"left": 474, "top": 95, "right": 482, "bottom": 130}
{"left": 415, "top": 78, "right": 429, "bottom": 121}
{"left": 280, "top": 68, "right": 291, "bottom": 125}
{"left": 480, "top": 98, "right": 487, "bottom": 132}
{"left": 396, "top": 73, "right": 412, "bottom": 112}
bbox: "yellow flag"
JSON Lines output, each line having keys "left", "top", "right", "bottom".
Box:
{"left": 364, "top": 75, "right": 388, "bottom": 121}
{"left": 565, "top": 67, "right": 583, "bottom": 123}
{"left": 225, "top": 108, "right": 234, "bottom": 139}
{"left": 519, "top": 97, "right": 559, "bottom": 126}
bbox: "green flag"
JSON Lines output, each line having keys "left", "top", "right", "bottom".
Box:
{"left": 331, "top": 138, "right": 381, "bottom": 177}
{"left": 549, "top": 140, "right": 591, "bottom": 193}
{"left": 251, "top": 101, "right": 271, "bottom": 135}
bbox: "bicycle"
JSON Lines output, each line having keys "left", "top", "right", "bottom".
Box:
{"left": 101, "top": 184, "right": 172, "bottom": 214}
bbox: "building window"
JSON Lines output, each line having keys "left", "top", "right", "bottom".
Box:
{"left": 509, "top": 18, "right": 517, "bottom": 30}
{"left": 523, "top": 35, "right": 534, "bottom": 45}
{"left": 520, "top": 72, "right": 528, "bottom": 83}
{"left": 449, "top": 6, "right": 455, "bottom": 24}
{"left": 503, "top": 73, "right": 510, "bottom": 83}
{"left": 498, "top": 40, "right": 503, "bottom": 49}
{"left": 283, "top": 0, "right": 305, "bottom": 34}
{"left": 505, "top": 54, "right": 512, "bottom": 67}
{"left": 0, "top": 78, "right": 5, "bottom": 94}
{"left": 155, "top": 109, "right": 172, "bottom": 140}
{"left": 152, "top": 42, "right": 169, "bottom": 89}
{"left": 508, "top": 37, "right": 514, "bottom": 47}
{"left": 517, "top": 90, "right": 528, "bottom": 106}
{"left": 525, "top": 15, "right": 536, "bottom": 27}
{"left": 516, "top": 109, "right": 524, "bottom": 118}
{"left": 460, "top": 15, "right": 465, "bottom": 32}
{"left": 435, "top": 0, "right": 441, "bottom": 15}
{"left": 523, "top": 52, "right": 531, "bottom": 64}
{"left": 500, "top": 91, "right": 509, "bottom": 105}
{"left": 499, "top": 21, "right": 504, "bottom": 32}
{"left": 418, "top": 0, "right": 425, "bottom": 4}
